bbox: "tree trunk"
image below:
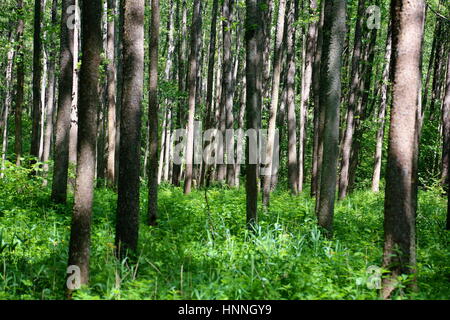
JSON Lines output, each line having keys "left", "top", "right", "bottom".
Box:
{"left": 245, "top": 0, "right": 264, "bottom": 228}
{"left": 222, "top": 0, "right": 235, "bottom": 187}
{"left": 30, "top": 0, "right": 43, "bottom": 161}
{"left": 262, "top": 0, "right": 286, "bottom": 208}
{"left": 311, "top": 0, "right": 325, "bottom": 198}
{"left": 148, "top": 0, "right": 160, "bottom": 227}
{"left": 67, "top": 0, "right": 102, "bottom": 288}
{"left": 315, "top": 0, "right": 346, "bottom": 234}
{"left": 298, "top": 0, "right": 318, "bottom": 193}
{"left": 15, "top": 0, "right": 25, "bottom": 167}
{"left": 51, "top": 0, "right": 75, "bottom": 204}
{"left": 338, "top": 0, "right": 365, "bottom": 200}
{"left": 42, "top": 0, "right": 58, "bottom": 179}
{"left": 372, "top": 29, "right": 392, "bottom": 192}
{"left": 183, "top": 0, "right": 202, "bottom": 194}
{"left": 382, "top": 0, "right": 425, "bottom": 299}
{"left": 442, "top": 52, "right": 450, "bottom": 188}
{"left": 115, "top": 0, "right": 145, "bottom": 255}
{"left": 106, "top": 0, "right": 117, "bottom": 188}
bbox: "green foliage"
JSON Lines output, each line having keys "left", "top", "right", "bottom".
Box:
{"left": 0, "top": 167, "right": 448, "bottom": 300}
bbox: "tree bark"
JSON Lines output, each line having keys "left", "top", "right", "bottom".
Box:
{"left": 245, "top": 0, "right": 264, "bottom": 228}
{"left": 67, "top": 0, "right": 102, "bottom": 288}
{"left": 183, "top": 0, "right": 202, "bottom": 194}
{"left": 148, "top": 0, "right": 160, "bottom": 226}
{"left": 30, "top": 0, "right": 43, "bottom": 160}
{"left": 315, "top": 0, "right": 346, "bottom": 234}
{"left": 372, "top": 29, "right": 392, "bottom": 192}
{"left": 442, "top": 51, "right": 450, "bottom": 189}
{"left": 338, "top": 0, "right": 365, "bottom": 200}
{"left": 115, "top": 0, "right": 145, "bottom": 255}
{"left": 15, "top": 0, "right": 25, "bottom": 167}
{"left": 262, "top": 0, "right": 286, "bottom": 207}
{"left": 382, "top": 0, "right": 425, "bottom": 299}
{"left": 51, "top": 0, "right": 75, "bottom": 204}
{"left": 106, "top": 0, "right": 117, "bottom": 188}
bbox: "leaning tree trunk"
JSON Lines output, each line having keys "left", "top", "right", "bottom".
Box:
{"left": 315, "top": 0, "right": 346, "bottom": 234}
{"left": 115, "top": 0, "right": 145, "bottom": 255}
{"left": 245, "top": 0, "right": 264, "bottom": 228}
{"left": 148, "top": 0, "right": 160, "bottom": 226}
{"left": 67, "top": 0, "right": 102, "bottom": 289}
{"left": 262, "top": 0, "right": 286, "bottom": 208}
{"left": 183, "top": 0, "right": 202, "bottom": 195}
{"left": 382, "top": 0, "right": 425, "bottom": 300}
{"left": 51, "top": 0, "right": 75, "bottom": 203}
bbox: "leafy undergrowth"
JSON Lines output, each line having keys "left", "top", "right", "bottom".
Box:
{"left": 0, "top": 166, "right": 448, "bottom": 300}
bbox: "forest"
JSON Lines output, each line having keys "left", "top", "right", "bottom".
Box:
{"left": 0, "top": 0, "right": 449, "bottom": 300}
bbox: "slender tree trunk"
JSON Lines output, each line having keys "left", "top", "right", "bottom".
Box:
{"left": 298, "top": 0, "right": 318, "bottom": 193}
{"left": 286, "top": 0, "right": 298, "bottom": 195}
{"left": 311, "top": 0, "right": 325, "bottom": 198}
{"left": 69, "top": 11, "right": 79, "bottom": 166}
{"left": 148, "top": 0, "right": 160, "bottom": 226}
{"left": 442, "top": 52, "right": 450, "bottom": 188}
{"left": 200, "top": 0, "right": 219, "bottom": 187}
{"left": 106, "top": 0, "right": 117, "bottom": 188}
{"left": 338, "top": 0, "right": 365, "bottom": 200}
{"left": 42, "top": 0, "right": 58, "bottom": 179}
{"left": 262, "top": 0, "right": 286, "bottom": 207}
{"left": 116, "top": 0, "right": 145, "bottom": 255}
{"left": 372, "top": 29, "right": 392, "bottom": 192}
{"left": 30, "top": 0, "right": 43, "bottom": 161}
{"left": 222, "top": 0, "right": 235, "bottom": 187}
{"left": 316, "top": 0, "right": 346, "bottom": 234}
{"left": 245, "top": 0, "right": 264, "bottom": 228}
{"left": 67, "top": 0, "right": 102, "bottom": 289}
{"left": 183, "top": 0, "right": 202, "bottom": 194}
{"left": 382, "top": 0, "right": 425, "bottom": 299}
{"left": 0, "top": 37, "right": 15, "bottom": 178}
{"left": 15, "top": 0, "right": 25, "bottom": 167}
{"left": 51, "top": 0, "right": 75, "bottom": 204}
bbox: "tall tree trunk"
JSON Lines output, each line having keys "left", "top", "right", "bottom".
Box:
{"left": 245, "top": 0, "right": 264, "bottom": 228}
{"left": 115, "top": 0, "right": 145, "bottom": 255}
{"left": 382, "top": 0, "right": 425, "bottom": 299}
{"left": 106, "top": 0, "right": 117, "bottom": 188}
{"left": 200, "top": 0, "right": 219, "bottom": 187}
{"left": 372, "top": 29, "right": 392, "bottom": 192}
{"left": 222, "top": 0, "right": 235, "bottom": 187}
{"left": 262, "top": 0, "right": 286, "bottom": 207}
{"left": 67, "top": 0, "right": 102, "bottom": 288}
{"left": 286, "top": 0, "right": 298, "bottom": 195}
{"left": 0, "top": 36, "right": 15, "bottom": 178}
{"left": 51, "top": 0, "right": 75, "bottom": 204}
{"left": 15, "top": 0, "right": 25, "bottom": 167}
{"left": 442, "top": 51, "right": 450, "bottom": 188}
{"left": 315, "top": 0, "right": 346, "bottom": 233}
{"left": 183, "top": 0, "right": 202, "bottom": 194}
{"left": 30, "top": 0, "right": 43, "bottom": 161}
{"left": 148, "top": 0, "right": 160, "bottom": 226}
{"left": 311, "top": 0, "right": 325, "bottom": 198}
{"left": 338, "top": 0, "right": 365, "bottom": 200}
{"left": 42, "top": 0, "right": 58, "bottom": 179}
{"left": 69, "top": 10, "right": 79, "bottom": 166}
{"left": 298, "top": 0, "right": 318, "bottom": 193}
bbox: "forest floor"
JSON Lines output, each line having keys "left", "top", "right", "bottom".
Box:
{"left": 0, "top": 165, "right": 449, "bottom": 300}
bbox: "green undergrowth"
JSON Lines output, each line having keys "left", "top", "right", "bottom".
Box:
{"left": 0, "top": 164, "right": 448, "bottom": 300}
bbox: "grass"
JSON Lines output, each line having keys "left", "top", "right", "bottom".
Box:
{"left": 0, "top": 164, "right": 449, "bottom": 300}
